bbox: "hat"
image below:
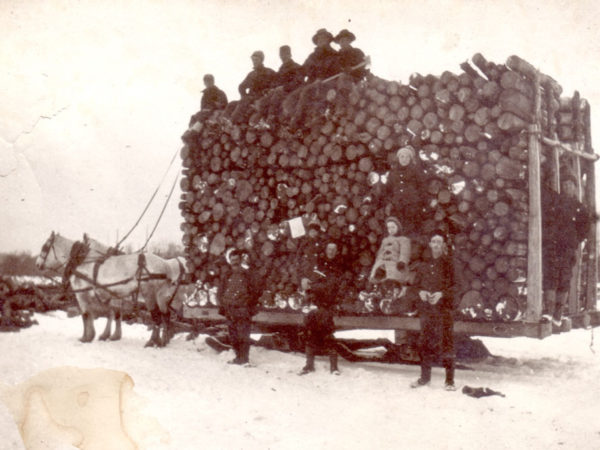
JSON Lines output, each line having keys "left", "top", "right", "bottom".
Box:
{"left": 251, "top": 50, "right": 265, "bottom": 61}
{"left": 312, "top": 28, "right": 334, "bottom": 45}
{"left": 385, "top": 216, "right": 402, "bottom": 231}
{"left": 429, "top": 227, "right": 448, "bottom": 241}
{"left": 334, "top": 29, "right": 356, "bottom": 43}
{"left": 396, "top": 145, "right": 415, "bottom": 162}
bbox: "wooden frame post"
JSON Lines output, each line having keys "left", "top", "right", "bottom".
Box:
{"left": 583, "top": 100, "right": 598, "bottom": 311}
{"left": 526, "top": 71, "right": 543, "bottom": 322}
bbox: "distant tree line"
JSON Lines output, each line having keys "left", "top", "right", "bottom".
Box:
{"left": 0, "top": 252, "right": 43, "bottom": 276}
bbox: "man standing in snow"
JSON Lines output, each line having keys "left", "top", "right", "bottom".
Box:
{"left": 410, "top": 231, "right": 456, "bottom": 390}
{"left": 541, "top": 170, "right": 593, "bottom": 326}
{"left": 299, "top": 242, "right": 341, "bottom": 376}
{"left": 218, "top": 249, "right": 261, "bottom": 365}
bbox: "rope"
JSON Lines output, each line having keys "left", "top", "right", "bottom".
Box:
{"left": 137, "top": 170, "right": 180, "bottom": 253}
{"left": 117, "top": 147, "right": 180, "bottom": 248}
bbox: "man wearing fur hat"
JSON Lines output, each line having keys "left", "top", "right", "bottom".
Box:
{"left": 541, "top": 169, "right": 594, "bottom": 326}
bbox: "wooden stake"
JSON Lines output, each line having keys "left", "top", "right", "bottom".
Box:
{"left": 525, "top": 70, "right": 543, "bottom": 323}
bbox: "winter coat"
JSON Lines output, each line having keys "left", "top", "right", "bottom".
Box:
{"left": 384, "top": 164, "right": 425, "bottom": 211}
{"left": 301, "top": 45, "right": 340, "bottom": 83}
{"left": 238, "top": 65, "right": 277, "bottom": 99}
{"left": 276, "top": 59, "right": 304, "bottom": 93}
{"left": 218, "top": 266, "right": 261, "bottom": 319}
{"left": 201, "top": 86, "right": 228, "bottom": 111}
{"left": 337, "top": 46, "right": 367, "bottom": 80}
{"left": 412, "top": 254, "right": 454, "bottom": 311}
{"left": 542, "top": 185, "right": 591, "bottom": 255}
{"left": 369, "top": 235, "right": 412, "bottom": 284}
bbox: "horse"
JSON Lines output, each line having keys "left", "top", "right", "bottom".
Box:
{"left": 82, "top": 233, "right": 188, "bottom": 347}
{"left": 36, "top": 232, "right": 186, "bottom": 347}
{"left": 81, "top": 233, "right": 129, "bottom": 342}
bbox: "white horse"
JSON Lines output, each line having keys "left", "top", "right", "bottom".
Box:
{"left": 36, "top": 232, "right": 186, "bottom": 347}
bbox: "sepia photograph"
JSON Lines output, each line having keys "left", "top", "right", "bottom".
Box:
{"left": 1, "top": 0, "right": 600, "bottom": 448}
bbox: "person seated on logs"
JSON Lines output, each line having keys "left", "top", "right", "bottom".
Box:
{"left": 541, "top": 166, "right": 594, "bottom": 327}
{"left": 382, "top": 145, "right": 427, "bottom": 236}
{"left": 226, "top": 50, "right": 276, "bottom": 124}
{"left": 334, "top": 29, "right": 368, "bottom": 81}
{"left": 188, "top": 74, "right": 228, "bottom": 126}
{"left": 283, "top": 28, "right": 341, "bottom": 130}
{"left": 410, "top": 229, "right": 456, "bottom": 391}
{"left": 255, "top": 45, "right": 303, "bottom": 128}
{"left": 298, "top": 242, "right": 342, "bottom": 376}
{"left": 329, "top": 29, "right": 369, "bottom": 114}
{"left": 368, "top": 217, "right": 412, "bottom": 309}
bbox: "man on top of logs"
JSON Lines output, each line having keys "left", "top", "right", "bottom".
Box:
{"left": 334, "top": 29, "right": 368, "bottom": 80}
{"left": 541, "top": 167, "right": 594, "bottom": 327}
{"left": 255, "top": 45, "right": 304, "bottom": 128}
{"left": 328, "top": 29, "right": 369, "bottom": 114}
{"left": 284, "top": 28, "right": 341, "bottom": 131}
{"left": 226, "top": 50, "right": 276, "bottom": 124}
{"left": 188, "top": 74, "right": 228, "bottom": 126}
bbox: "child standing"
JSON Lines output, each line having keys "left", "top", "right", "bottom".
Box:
{"left": 410, "top": 231, "right": 456, "bottom": 390}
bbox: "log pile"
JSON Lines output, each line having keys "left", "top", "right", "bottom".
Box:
{"left": 178, "top": 53, "right": 581, "bottom": 322}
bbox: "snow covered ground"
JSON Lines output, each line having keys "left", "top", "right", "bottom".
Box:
{"left": 1, "top": 311, "right": 600, "bottom": 449}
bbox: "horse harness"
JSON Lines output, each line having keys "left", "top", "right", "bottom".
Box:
{"left": 63, "top": 242, "right": 171, "bottom": 301}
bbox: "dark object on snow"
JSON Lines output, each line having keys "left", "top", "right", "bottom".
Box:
{"left": 462, "top": 385, "right": 505, "bottom": 398}
{"left": 205, "top": 335, "right": 232, "bottom": 353}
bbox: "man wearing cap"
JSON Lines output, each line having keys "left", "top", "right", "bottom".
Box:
{"left": 410, "top": 231, "right": 456, "bottom": 391}
{"left": 285, "top": 28, "right": 341, "bottom": 130}
{"left": 217, "top": 249, "right": 262, "bottom": 365}
{"left": 256, "top": 45, "right": 304, "bottom": 127}
{"left": 541, "top": 169, "right": 593, "bottom": 326}
{"left": 230, "top": 50, "right": 276, "bottom": 124}
{"left": 299, "top": 242, "right": 342, "bottom": 375}
{"left": 188, "top": 74, "right": 228, "bottom": 126}
{"left": 201, "top": 74, "right": 228, "bottom": 112}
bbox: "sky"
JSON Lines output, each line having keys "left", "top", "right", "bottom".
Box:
{"left": 2, "top": 0, "right": 600, "bottom": 255}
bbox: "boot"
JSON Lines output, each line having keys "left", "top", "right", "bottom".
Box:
{"left": 329, "top": 351, "right": 340, "bottom": 375}
{"left": 554, "top": 291, "right": 569, "bottom": 324}
{"left": 444, "top": 361, "right": 456, "bottom": 391}
{"left": 411, "top": 363, "right": 431, "bottom": 388}
{"left": 543, "top": 290, "right": 556, "bottom": 320}
{"left": 299, "top": 346, "right": 315, "bottom": 375}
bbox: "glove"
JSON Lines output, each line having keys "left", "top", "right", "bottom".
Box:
{"left": 396, "top": 261, "right": 406, "bottom": 271}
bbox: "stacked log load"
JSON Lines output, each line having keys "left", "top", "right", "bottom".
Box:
{"left": 179, "top": 53, "right": 582, "bottom": 322}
